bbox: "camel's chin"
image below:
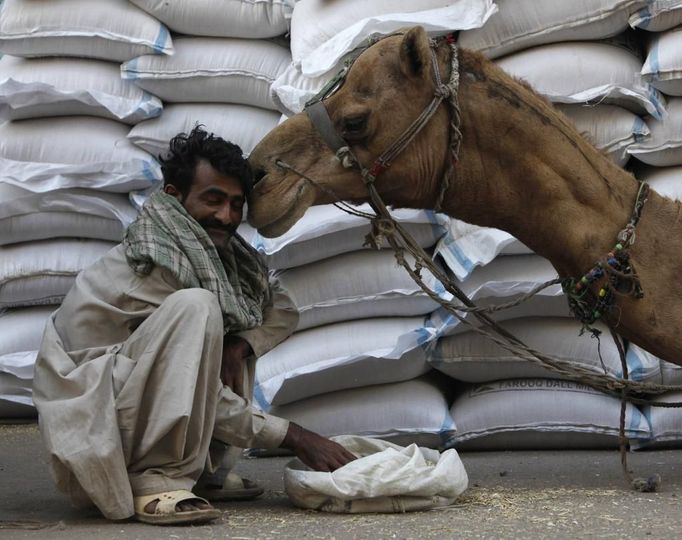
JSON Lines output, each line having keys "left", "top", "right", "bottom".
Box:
{"left": 257, "top": 215, "right": 298, "bottom": 238}
{"left": 250, "top": 178, "right": 316, "bottom": 238}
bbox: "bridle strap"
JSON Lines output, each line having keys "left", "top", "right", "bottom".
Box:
{"left": 306, "top": 100, "right": 348, "bottom": 154}
{"left": 304, "top": 33, "right": 460, "bottom": 203}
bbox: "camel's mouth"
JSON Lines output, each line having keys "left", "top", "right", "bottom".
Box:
{"left": 256, "top": 200, "right": 301, "bottom": 238}
{"left": 248, "top": 176, "right": 315, "bottom": 238}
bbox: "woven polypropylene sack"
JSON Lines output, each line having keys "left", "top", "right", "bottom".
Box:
{"left": 0, "top": 116, "right": 161, "bottom": 193}
{"left": 496, "top": 41, "right": 665, "bottom": 119}
{"left": 0, "top": 0, "right": 172, "bottom": 62}
{"left": 128, "top": 103, "right": 280, "bottom": 158}
{"left": 0, "top": 56, "right": 162, "bottom": 124}
{"left": 628, "top": 98, "right": 682, "bottom": 166}
{"left": 129, "top": 0, "right": 293, "bottom": 39}
{"left": 641, "top": 27, "right": 682, "bottom": 96}
{"left": 459, "top": 0, "right": 646, "bottom": 59}
{"left": 122, "top": 37, "right": 291, "bottom": 110}
{"left": 630, "top": 0, "right": 682, "bottom": 32}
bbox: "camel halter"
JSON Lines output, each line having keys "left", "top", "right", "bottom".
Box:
{"left": 303, "top": 32, "right": 462, "bottom": 213}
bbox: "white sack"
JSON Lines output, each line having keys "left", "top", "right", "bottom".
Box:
{"left": 634, "top": 164, "right": 682, "bottom": 198}
{"left": 660, "top": 357, "right": 682, "bottom": 385}
{"left": 276, "top": 249, "right": 442, "bottom": 331}
{"left": 431, "top": 317, "right": 660, "bottom": 383}
{"left": 0, "top": 184, "right": 137, "bottom": 245}
{"left": 496, "top": 41, "right": 665, "bottom": 119}
{"left": 0, "top": 55, "right": 162, "bottom": 124}
{"left": 0, "top": 0, "right": 172, "bottom": 62}
{"left": 630, "top": 0, "right": 682, "bottom": 31}
{"left": 436, "top": 220, "right": 531, "bottom": 281}
{"left": 642, "top": 27, "right": 682, "bottom": 96}
{"left": 0, "top": 117, "right": 162, "bottom": 193}
{"left": 121, "top": 38, "right": 291, "bottom": 110}
{"left": 459, "top": 0, "right": 646, "bottom": 59}
{"left": 284, "top": 435, "right": 467, "bottom": 513}
{"left": 430, "top": 255, "right": 569, "bottom": 338}
{"left": 0, "top": 395, "right": 36, "bottom": 417}
{"left": 246, "top": 204, "right": 448, "bottom": 269}
{"left": 290, "top": 0, "right": 496, "bottom": 77}
{"left": 0, "top": 239, "right": 116, "bottom": 308}
{"left": 270, "top": 377, "right": 457, "bottom": 449}
{"left": 254, "top": 317, "right": 433, "bottom": 408}
{"left": 0, "top": 306, "right": 54, "bottom": 356}
{"left": 448, "top": 379, "right": 650, "bottom": 450}
{"left": 633, "top": 391, "right": 682, "bottom": 449}
{"left": 129, "top": 0, "right": 293, "bottom": 39}
{"left": 626, "top": 343, "right": 682, "bottom": 386}
{"left": 0, "top": 351, "right": 36, "bottom": 416}
{"left": 556, "top": 104, "right": 650, "bottom": 167}
{"left": 0, "top": 307, "right": 52, "bottom": 414}
{"left": 128, "top": 103, "right": 281, "bottom": 158}
{"left": 270, "top": 61, "right": 333, "bottom": 115}
{"left": 628, "top": 98, "right": 682, "bottom": 166}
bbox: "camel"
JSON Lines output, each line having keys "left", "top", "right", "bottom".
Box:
{"left": 247, "top": 26, "right": 682, "bottom": 367}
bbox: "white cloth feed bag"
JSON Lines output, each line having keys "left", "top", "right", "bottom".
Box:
{"left": 284, "top": 435, "right": 468, "bottom": 513}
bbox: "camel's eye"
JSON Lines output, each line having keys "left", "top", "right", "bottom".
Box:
{"left": 342, "top": 115, "right": 368, "bottom": 139}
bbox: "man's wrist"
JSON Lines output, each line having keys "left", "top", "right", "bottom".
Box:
{"left": 224, "top": 335, "right": 253, "bottom": 357}
{"left": 280, "top": 422, "right": 303, "bottom": 450}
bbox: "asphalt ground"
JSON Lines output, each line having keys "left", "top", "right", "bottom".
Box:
{"left": 2, "top": 422, "right": 682, "bottom": 539}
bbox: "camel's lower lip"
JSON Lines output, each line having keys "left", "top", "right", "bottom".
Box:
{"left": 256, "top": 201, "right": 299, "bottom": 237}
{"left": 250, "top": 177, "right": 308, "bottom": 236}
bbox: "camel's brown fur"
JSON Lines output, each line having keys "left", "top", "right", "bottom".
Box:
{"left": 248, "top": 27, "right": 682, "bottom": 365}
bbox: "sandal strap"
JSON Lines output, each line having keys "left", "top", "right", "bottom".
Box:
{"left": 134, "top": 489, "right": 210, "bottom": 516}
{"left": 223, "top": 473, "right": 247, "bottom": 490}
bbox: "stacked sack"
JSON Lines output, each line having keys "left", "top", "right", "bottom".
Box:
{"left": 625, "top": 0, "right": 682, "bottom": 449}
{"left": 271, "top": 0, "right": 496, "bottom": 115}
{"left": 244, "top": 206, "right": 458, "bottom": 449}
{"left": 123, "top": 0, "right": 292, "bottom": 204}
{"left": 0, "top": 0, "right": 170, "bottom": 417}
{"left": 262, "top": 0, "right": 662, "bottom": 451}
{"left": 247, "top": 0, "right": 498, "bottom": 448}
{"left": 435, "top": 0, "right": 674, "bottom": 450}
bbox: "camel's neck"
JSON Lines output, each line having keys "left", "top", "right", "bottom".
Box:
{"left": 441, "top": 53, "right": 641, "bottom": 278}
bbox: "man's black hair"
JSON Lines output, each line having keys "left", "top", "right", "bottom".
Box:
{"left": 159, "top": 125, "right": 253, "bottom": 197}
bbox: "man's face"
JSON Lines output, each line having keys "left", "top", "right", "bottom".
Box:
{"left": 165, "top": 159, "right": 245, "bottom": 248}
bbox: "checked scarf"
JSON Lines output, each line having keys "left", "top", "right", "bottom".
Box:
{"left": 123, "top": 191, "right": 270, "bottom": 334}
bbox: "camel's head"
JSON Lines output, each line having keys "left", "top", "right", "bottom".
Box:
{"left": 248, "top": 26, "right": 451, "bottom": 237}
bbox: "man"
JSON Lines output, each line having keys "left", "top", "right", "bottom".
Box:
{"left": 33, "top": 126, "right": 355, "bottom": 525}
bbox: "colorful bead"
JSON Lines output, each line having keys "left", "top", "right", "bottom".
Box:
{"left": 599, "top": 288, "right": 606, "bottom": 297}
{"left": 581, "top": 276, "right": 589, "bottom": 284}
{"left": 615, "top": 243, "right": 623, "bottom": 251}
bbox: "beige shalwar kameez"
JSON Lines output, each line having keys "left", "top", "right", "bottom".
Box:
{"left": 33, "top": 244, "right": 298, "bottom": 520}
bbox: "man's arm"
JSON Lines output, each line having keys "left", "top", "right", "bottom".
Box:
{"left": 234, "top": 277, "right": 298, "bottom": 358}
{"left": 220, "top": 277, "right": 297, "bottom": 396}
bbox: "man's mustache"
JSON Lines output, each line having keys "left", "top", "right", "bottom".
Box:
{"left": 198, "top": 219, "right": 238, "bottom": 235}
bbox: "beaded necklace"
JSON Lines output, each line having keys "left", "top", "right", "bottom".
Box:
{"left": 562, "top": 181, "right": 649, "bottom": 331}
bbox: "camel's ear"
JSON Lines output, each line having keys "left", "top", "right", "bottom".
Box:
{"left": 399, "top": 26, "right": 431, "bottom": 79}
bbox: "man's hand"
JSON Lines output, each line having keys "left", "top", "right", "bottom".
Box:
{"left": 221, "top": 335, "right": 252, "bottom": 398}
{"left": 281, "top": 423, "right": 357, "bottom": 472}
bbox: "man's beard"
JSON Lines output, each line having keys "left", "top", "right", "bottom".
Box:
{"left": 198, "top": 219, "right": 238, "bottom": 248}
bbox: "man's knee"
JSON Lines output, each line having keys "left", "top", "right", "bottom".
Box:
{"left": 162, "top": 289, "right": 222, "bottom": 325}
